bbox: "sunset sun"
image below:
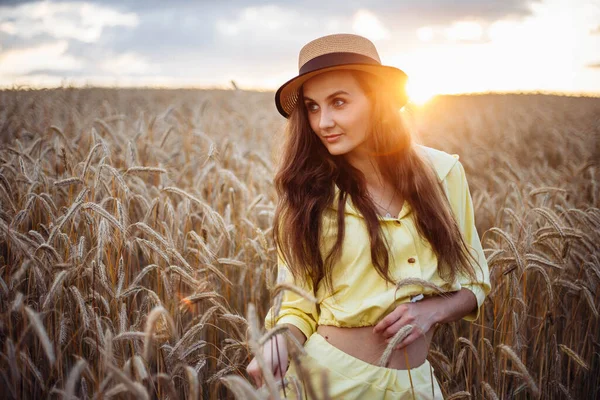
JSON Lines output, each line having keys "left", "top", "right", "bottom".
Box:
{"left": 406, "top": 79, "right": 438, "bottom": 105}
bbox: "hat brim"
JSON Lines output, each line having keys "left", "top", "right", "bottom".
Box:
{"left": 275, "top": 64, "right": 408, "bottom": 118}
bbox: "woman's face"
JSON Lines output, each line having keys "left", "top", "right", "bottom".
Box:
{"left": 302, "top": 70, "right": 372, "bottom": 157}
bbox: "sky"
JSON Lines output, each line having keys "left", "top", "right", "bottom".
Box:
{"left": 0, "top": 0, "right": 599, "bottom": 102}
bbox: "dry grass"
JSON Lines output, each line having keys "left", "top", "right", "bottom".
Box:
{"left": 0, "top": 88, "right": 598, "bottom": 399}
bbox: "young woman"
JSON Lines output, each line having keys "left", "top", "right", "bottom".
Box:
{"left": 246, "top": 33, "right": 491, "bottom": 399}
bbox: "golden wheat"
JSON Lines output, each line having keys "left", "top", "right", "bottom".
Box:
{"left": 0, "top": 89, "right": 597, "bottom": 399}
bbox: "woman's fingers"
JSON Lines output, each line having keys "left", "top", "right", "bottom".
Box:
{"left": 393, "top": 327, "right": 425, "bottom": 350}
{"left": 247, "top": 358, "right": 286, "bottom": 389}
{"left": 273, "top": 369, "right": 284, "bottom": 386}
{"left": 373, "top": 304, "right": 408, "bottom": 333}
{"left": 246, "top": 358, "right": 263, "bottom": 388}
{"left": 247, "top": 336, "right": 289, "bottom": 389}
{"left": 253, "top": 371, "right": 264, "bottom": 388}
{"left": 382, "top": 317, "right": 407, "bottom": 339}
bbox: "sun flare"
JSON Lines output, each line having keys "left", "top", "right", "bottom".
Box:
{"left": 406, "top": 79, "right": 438, "bottom": 105}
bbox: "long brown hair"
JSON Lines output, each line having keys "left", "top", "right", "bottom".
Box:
{"left": 272, "top": 70, "right": 480, "bottom": 293}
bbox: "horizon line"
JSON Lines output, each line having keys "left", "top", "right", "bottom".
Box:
{"left": 2, "top": 83, "right": 600, "bottom": 99}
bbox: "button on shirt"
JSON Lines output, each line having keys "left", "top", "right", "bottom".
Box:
{"left": 264, "top": 145, "right": 491, "bottom": 340}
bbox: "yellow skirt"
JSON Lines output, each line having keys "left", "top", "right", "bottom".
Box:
{"left": 278, "top": 332, "right": 444, "bottom": 399}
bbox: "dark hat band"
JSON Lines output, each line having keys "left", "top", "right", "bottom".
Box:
{"left": 299, "top": 52, "right": 380, "bottom": 75}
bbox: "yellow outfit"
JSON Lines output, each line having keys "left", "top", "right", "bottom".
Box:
{"left": 264, "top": 145, "right": 491, "bottom": 399}
{"left": 283, "top": 332, "right": 444, "bottom": 399}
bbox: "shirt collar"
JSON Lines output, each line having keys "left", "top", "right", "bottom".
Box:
{"left": 326, "top": 145, "right": 459, "bottom": 221}
{"left": 329, "top": 184, "right": 412, "bottom": 220}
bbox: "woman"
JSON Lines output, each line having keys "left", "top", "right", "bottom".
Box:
{"left": 246, "top": 33, "right": 491, "bottom": 399}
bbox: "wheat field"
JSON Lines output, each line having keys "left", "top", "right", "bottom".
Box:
{"left": 0, "top": 88, "right": 598, "bottom": 399}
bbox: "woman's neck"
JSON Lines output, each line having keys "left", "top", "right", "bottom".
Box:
{"left": 345, "top": 151, "right": 387, "bottom": 191}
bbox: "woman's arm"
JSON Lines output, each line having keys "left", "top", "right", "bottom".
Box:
{"left": 263, "top": 248, "right": 319, "bottom": 340}
{"left": 374, "top": 158, "right": 490, "bottom": 347}
{"left": 372, "top": 289, "right": 477, "bottom": 349}
{"left": 286, "top": 323, "right": 308, "bottom": 346}
{"left": 248, "top": 247, "right": 317, "bottom": 388}
{"left": 443, "top": 159, "right": 491, "bottom": 322}
{"left": 428, "top": 288, "right": 478, "bottom": 325}
{"left": 246, "top": 323, "right": 307, "bottom": 388}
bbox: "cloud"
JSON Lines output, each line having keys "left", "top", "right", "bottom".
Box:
{"left": 417, "top": 20, "right": 487, "bottom": 43}
{"left": 216, "top": 5, "right": 294, "bottom": 37}
{"left": 213, "top": 4, "right": 341, "bottom": 46}
{"left": 212, "top": 5, "right": 345, "bottom": 63}
{"left": 352, "top": 9, "right": 391, "bottom": 41}
{"left": 100, "top": 53, "right": 153, "bottom": 75}
{"left": 369, "top": 0, "right": 539, "bottom": 25}
{"left": 210, "top": 5, "right": 398, "bottom": 87}
{"left": 0, "top": 0, "right": 597, "bottom": 93}
{"left": 444, "top": 21, "right": 484, "bottom": 42}
{"left": 397, "top": 0, "right": 600, "bottom": 96}
{"left": 0, "top": 1, "right": 139, "bottom": 43}
{"left": 0, "top": 40, "right": 84, "bottom": 76}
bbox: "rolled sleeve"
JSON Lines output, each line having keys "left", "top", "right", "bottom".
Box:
{"left": 264, "top": 249, "right": 319, "bottom": 340}
{"left": 444, "top": 159, "right": 491, "bottom": 322}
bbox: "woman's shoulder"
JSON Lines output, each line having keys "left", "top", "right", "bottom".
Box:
{"left": 414, "top": 144, "right": 460, "bottom": 182}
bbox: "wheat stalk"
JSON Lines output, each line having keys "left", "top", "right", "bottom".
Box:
{"left": 498, "top": 344, "right": 540, "bottom": 397}
{"left": 378, "top": 324, "right": 413, "bottom": 367}
{"left": 105, "top": 362, "right": 150, "bottom": 400}
{"left": 447, "top": 391, "right": 472, "bottom": 399}
{"left": 19, "top": 350, "right": 46, "bottom": 391}
{"left": 24, "top": 306, "right": 55, "bottom": 365}
{"left": 65, "top": 358, "right": 88, "bottom": 400}
{"left": 42, "top": 270, "right": 69, "bottom": 310}
{"left": 142, "top": 305, "right": 178, "bottom": 361}
{"left": 185, "top": 365, "right": 200, "bottom": 400}
{"left": 220, "top": 374, "right": 263, "bottom": 400}
{"left": 124, "top": 166, "right": 167, "bottom": 175}
{"left": 558, "top": 344, "right": 589, "bottom": 370}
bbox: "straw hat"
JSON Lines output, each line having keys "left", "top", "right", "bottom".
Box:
{"left": 275, "top": 33, "right": 408, "bottom": 118}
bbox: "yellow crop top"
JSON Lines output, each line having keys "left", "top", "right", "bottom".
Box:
{"left": 264, "top": 145, "right": 491, "bottom": 340}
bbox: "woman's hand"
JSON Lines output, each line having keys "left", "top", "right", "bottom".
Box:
{"left": 246, "top": 333, "right": 289, "bottom": 389}
{"left": 372, "top": 297, "right": 441, "bottom": 350}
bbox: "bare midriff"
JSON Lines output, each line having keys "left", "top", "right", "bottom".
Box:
{"left": 316, "top": 324, "right": 436, "bottom": 370}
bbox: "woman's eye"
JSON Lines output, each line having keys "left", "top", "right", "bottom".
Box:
{"left": 333, "top": 99, "right": 345, "bottom": 107}
{"left": 306, "top": 103, "right": 319, "bottom": 113}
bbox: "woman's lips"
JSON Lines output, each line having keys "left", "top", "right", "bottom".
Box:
{"left": 325, "top": 134, "right": 342, "bottom": 143}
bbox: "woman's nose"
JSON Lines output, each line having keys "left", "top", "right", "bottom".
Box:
{"left": 319, "top": 109, "right": 335, "bottom": 130}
